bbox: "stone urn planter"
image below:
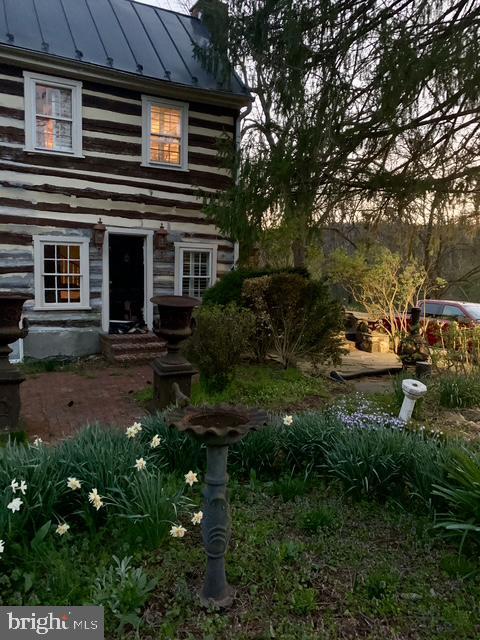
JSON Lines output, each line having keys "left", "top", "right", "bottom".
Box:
{"left": 150, "top": 295, "right": 200, "bottom": 409}
{"left": 169, "top": 404, "right": 268, "bottom": 608}
{"left": 0, "top": 292, "right": 32, "bottom": 433}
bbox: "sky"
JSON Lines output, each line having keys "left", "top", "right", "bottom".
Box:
{"left": 134, "top": 0, "right": 190, "bottom": 13}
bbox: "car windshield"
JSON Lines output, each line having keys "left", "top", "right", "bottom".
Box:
{"left": 463, "top": 303, "right": 480, "bottom": 320}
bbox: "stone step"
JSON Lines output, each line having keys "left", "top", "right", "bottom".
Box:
{"left": 100, "top": 332, "right": 166, "bottom": 364}
{"left": 109, "top": 341, "right": 166, "bottom": 354}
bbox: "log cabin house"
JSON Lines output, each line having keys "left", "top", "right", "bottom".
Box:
{"left": 0, "top": 0, "right": 249, "bottom": 361}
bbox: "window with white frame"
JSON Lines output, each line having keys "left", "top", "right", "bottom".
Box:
{"left": 24, "top": 71, "right": 83, "bottom": 156}
{"left": 33, "top": 236, "right": 90, "bottom": 309}
{"left": 175, "top": 243, "right": 217, "bottom": 298}
{"left": 142, "top": 96, "right": 188, "bottom": 170}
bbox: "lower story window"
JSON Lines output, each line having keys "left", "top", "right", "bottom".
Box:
{"left": 175, "top": 243, "right": 217, "bottom": 298}
{"left": 34, "top": 236, "right": 89, "bottom": 309}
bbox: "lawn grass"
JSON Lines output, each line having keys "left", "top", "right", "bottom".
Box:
{"left": 135, "top": 363, "right": 329, "bottom": 410}
{"left": 142, "top": 482, "right": 480, "bottom": 639}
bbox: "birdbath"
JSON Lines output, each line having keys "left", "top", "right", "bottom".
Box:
{"left": 0, "top": 292, "right": 32, "bottom": 433}
{"left": 398, "top": 378, "right": 427, "bottom": 422}
{"left": 169, "top": 404, "right": 268, "bottom": 608}
{"left": 150, "top": 295, "right": 200, "bottom": 409}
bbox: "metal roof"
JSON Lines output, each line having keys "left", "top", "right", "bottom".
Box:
{"left": 0, "top": 0, "right": 248, "bottom": 99}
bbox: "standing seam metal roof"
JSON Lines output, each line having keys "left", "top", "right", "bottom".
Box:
{"left": 0, "top": 0, "right": 247, "bottom": 98}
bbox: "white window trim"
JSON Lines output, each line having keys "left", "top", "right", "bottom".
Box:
{"left": 141, "top": 95, "right": 189, "bottom": 171}
{"left": 23, "top": 71, "right": 83, "bottom": 157}
{"left": 33, "top": 235, "right": 90, "bottom": 310}
{"left": 174, "top": 242, "right": 218, "bottom": 297}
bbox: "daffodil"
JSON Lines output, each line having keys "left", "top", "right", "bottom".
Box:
{"left": 170, "top": 525, "right": 187, "bottom": 538}
{"left": 283, "top": 415, "right": 294, "bottom": 426}
{"left": 150, "top": 434, "right": 161, "bottom": 449}
{"left": 56, "top": 523, "right": 70, "bottom": 536}
{"left": 0, "top": 540, "right": 4, "bottom": 554}
{"left": 33, "top": 436, "right": 43, "bottom": 447}
{"left": 135, "top": 457, "right": 146, "bottom": 471}
{"left": 184, "top": 470, "right": 198, "bottom": 487}
{"left": 191, "top": 511, "right": 203, "bottom": 525}
{"left": 126, "top": 426, "right": 138, "bottom": 439}
{"left": 18, "top": 480, "right": 27, "bottom": 495}
{"left": 7, "top": 497, "right": 23, "bottom": 513}
{"left": 67, "top": 477, "right": 81, "bottom": 491}
{"left": 10, "top": 479, "right": 19, "bottom": 493}
{"left": 88, "top": 488, "right": 104, "bottom": 511}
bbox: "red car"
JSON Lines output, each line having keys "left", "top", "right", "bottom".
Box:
{"left": 418, "top": 299, "right": 480, "bottom": 345}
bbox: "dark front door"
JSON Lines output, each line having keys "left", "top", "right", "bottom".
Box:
{"left": 109, "top": 234, "right": 145, "bottom": 329}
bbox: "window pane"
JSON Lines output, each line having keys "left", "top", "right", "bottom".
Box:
{"left": 151, "top": 105, "right": 181, "bottom": 137}
{"left": 36, "top": 84, "right": 72, "bottom": 118}
{"left": 36, "top": 118, "right": 73, "bottom": 151}
{"left": 150, "top": 137, "right": 181, "bottom": 165}
{"left": 44, "top": 244, "right": 55, "bottom": 259}
{"left": 69, "top": 245, "right": 80, "bottom": 260}
{"left": 45, "top": 290, "right": 56, "bottom": 303}
{"left": 44, "top": 259, "right": 56, "bottom": 273}
{"left": 69, "top": 289, "right": 81, "bottom": 303}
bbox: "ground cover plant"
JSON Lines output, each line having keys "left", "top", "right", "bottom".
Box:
{"left": 1, "top": 407, "right": 480, "bottom": 637}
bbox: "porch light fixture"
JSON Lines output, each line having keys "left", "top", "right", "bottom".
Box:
{"left": 155, "top": 224, "right": 169, "bottom": 251}
{"left": 93, "top": 218, "right": 106, "bottom": 249}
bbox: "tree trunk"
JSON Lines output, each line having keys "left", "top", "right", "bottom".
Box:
{"left": 292, "top": 238, "right": 307, "bottom": 268}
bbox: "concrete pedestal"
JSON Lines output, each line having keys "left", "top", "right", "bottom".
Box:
{"left": 152, "top": 358, "right": 197, "bottom": 410}
{"left": 0, "top": 365, "right": 24, "bottom": 433}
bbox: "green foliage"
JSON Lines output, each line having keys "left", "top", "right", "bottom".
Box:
{"left": 202, "top": 266, "right": 309, "bottom": 307}
{"left": 434, "top": 450, "right": 480, "bottom": 549}
{"left": 299, "top": 506, "right": 337, "bottom": 533}
{"left": 440, "top": 554, "right": 478, "bottom": 579}
{"left": 438, "top": 372, "right": 480, "bottom": 409}
{"left": 291, "top": 587, "right": 317, "bottom": 615}
{"left": 91, "top": 555, "right": 156, "bottom": 633}
{"left": 243, "top": 273, "right": 345, "bottom": 367}
{"left": 183, "top": 304, "right": 256, "bottom": 391}
{"left": 190, "top": 364, "right": 329, "bottom": 409}
{"left": 270, "top": 472, "right": 312, "bottom": 502}
{"left": 328, "top": 246, "right": 435, "bottom": 351}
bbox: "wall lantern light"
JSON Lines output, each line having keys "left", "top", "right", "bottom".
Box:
{"left": 155, "top": 224, "right": 169, "bottom": 251}
{"left": 93, "top": 218, "right": 106, "bottom": 249}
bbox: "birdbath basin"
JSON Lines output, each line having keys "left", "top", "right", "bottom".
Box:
{"left": 169, "top": 404, "right": 268, "bottom": 607}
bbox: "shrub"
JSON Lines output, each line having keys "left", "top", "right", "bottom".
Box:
{"left": 202, "top": 266, "right": 309, "bottom": 307}
{"left": 183, "top": 304, "right": 255, "bottom": 392}
{"left": 438, "top": 372, "right": 480, "bottom": 408}
{"left": 242, "top": 273, "right": 345, "bottom": 368}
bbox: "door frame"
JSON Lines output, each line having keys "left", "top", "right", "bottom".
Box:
{"left": 101, "top": 227, "right": 154, "bottom": 333}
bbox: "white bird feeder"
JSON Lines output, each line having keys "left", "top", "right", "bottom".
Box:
{"left": 399, "top": 378, "right": 427, "bottom": 422}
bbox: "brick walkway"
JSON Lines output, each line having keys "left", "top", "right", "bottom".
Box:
{"left": 20, "top": 364, "right": 152, "bottom": 442}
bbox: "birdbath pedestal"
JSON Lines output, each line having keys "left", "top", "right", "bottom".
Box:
{"left": 169, "top": 405, "right": 268, "bottom": 608}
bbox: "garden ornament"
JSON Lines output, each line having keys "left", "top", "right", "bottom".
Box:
{"left": 169, "top": 404, "right": 268, "bottom": 608}
{"left": 0, "top": 292, "right": 32, "bottom": 433}
{"left": 150, "top": 295, "right": 200, "bottom": 409}
{"left": 398, "top": 378, "right": 427, "bottom": 422}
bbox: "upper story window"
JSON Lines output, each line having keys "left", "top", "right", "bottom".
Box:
{"left": 142, "top": 96, "right": 188, "bottom": 171}
{"left": 23, "top": 71, "right": 83, "bottom": 156}
{"left": 33, "top": 236, "right": 90, "bottom": 310}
